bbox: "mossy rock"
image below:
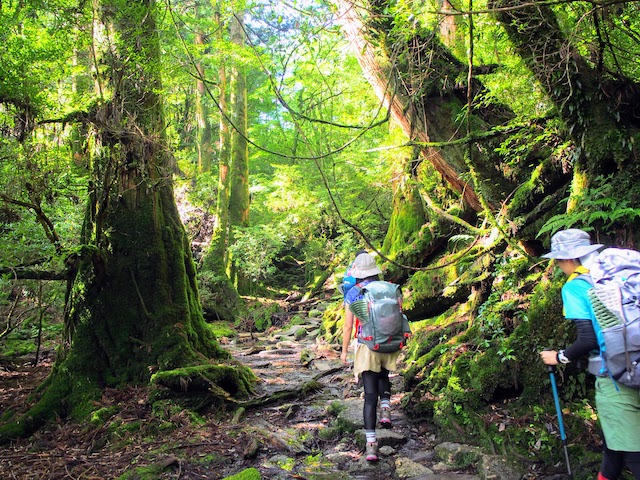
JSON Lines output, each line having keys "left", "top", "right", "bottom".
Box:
{"left": 433, "top": 441, "right": 482, "bottom": 468}
{"left": 116, "top": 456, "right": 181, "bottom": 479}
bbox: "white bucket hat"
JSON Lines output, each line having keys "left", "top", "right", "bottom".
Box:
{"left": 349, "top": 253, "right": 382, "bottom": 278}
{"left": 542, "top": 229, "right": 603, "bottom": 260}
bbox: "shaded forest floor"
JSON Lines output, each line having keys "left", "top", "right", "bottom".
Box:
{"left": 0, "top": 302, "right": 577, "bottom": 480}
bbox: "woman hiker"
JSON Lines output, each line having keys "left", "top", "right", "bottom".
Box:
{"left": 539, "top": 229, "right": 640, "bottom": 479}
{"left": 340, "top": 252, "right": 400, "bottom": 462}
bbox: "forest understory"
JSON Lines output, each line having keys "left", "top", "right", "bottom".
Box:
{"left": 0, "top": 300, "right": 600, "bottom": 480}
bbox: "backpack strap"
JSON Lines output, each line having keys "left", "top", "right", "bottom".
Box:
{"left": 567, "top": 265, "right": 591, "bottom": 284}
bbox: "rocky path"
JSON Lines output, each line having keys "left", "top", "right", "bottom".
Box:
{"left": 221, "top": 312, "right": 522, "bottom": 480}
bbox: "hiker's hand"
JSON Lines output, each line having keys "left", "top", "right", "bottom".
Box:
{"left": 340, "top": 351, "right": 348, "bottom": 364}
{"left": 540, "top": 350, "right": 559, "bottom": 366}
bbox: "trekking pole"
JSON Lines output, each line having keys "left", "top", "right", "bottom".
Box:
{"left": 547, "top": 364, "right": 573, "bottom": 479}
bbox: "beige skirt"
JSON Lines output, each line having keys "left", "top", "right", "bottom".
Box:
{"left": 353, "top": 342, "right": 401, "bottom": 378}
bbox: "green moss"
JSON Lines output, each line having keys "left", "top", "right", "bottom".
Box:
{"left": 325, "top": 401, "right": 346, "bottom": 416}
{"left": 117, "top": 460, "right": 178, "bottom": 480}
{"left": 90, "top": 406, "right": 119, "bottom": 425}
{"left": 150, "top": 363, "right": 256, "bottom": 399}
{"left": 111, "top": 419, "right": 142, "bottom": 436}
{"left": 382, "top": 182, "right": 427, "bottom": 258}
{"left": 208, "top": 321, "right": 236, "bottom": 339}
{"left": 320, "top": 301, "right": 344, "bottom": 344}
{"left": 317, "top": 425, "right": 340, "bottom": 440}
{"left": 222, "top": 467, "right": 262, "bottom": 480}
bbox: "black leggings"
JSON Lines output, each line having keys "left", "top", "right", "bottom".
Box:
{"left": 601, "top": 445, "right": 640, "bottom": 479}
{"left": 361, "top": 369, "right": 391, "bottom": 431}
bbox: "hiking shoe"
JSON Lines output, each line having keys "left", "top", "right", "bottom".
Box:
{"left": 365, "top": 441, "right": 379, "bottom": 462}
{"left": 379, "top": 407, "right": 392, "bottom": 428}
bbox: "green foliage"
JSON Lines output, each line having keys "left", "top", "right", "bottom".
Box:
{"left": 208, "top": 321, "right": 236, "bottom": 339}
{"left": 237, "top": 300, "right": 280, "bottom": 332}
{"left": 0, "top": 279, "right": 65, "bottom": 360}
{"left": 228, "top": 225, "right": 286, "bottom": 284}
{"left": 539, "top": 174, "right": 640, "bottom": 237}
{"left": 90, "top": 406, "right": 119, "bottom": 426}
{"left": 198, "top": 270, "right": 241, "bottom": 322}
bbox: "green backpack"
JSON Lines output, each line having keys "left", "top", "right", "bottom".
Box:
{"left": 349, "top": 281, "right": 411, "bottom": 353}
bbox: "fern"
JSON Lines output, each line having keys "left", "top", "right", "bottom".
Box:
{"left": 538, "top": 175, "right": 640, "bottom": 237}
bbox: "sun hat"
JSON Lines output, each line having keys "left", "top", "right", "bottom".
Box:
{"left": 350, "top": 253, "right": 382, "bottom": 278}
{"left": 541, "top": 229, "right": 603, "bottom": 260}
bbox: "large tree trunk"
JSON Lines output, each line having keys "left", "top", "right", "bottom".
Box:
{"left": 195, "top": 5, "right": 214, "bottom": 174}
{"left": 492, "top": 0, "right": 639, "bottom": 177}
{"left": 333, "top": 0, "right": 570, "bottom": 242}
{"left": 491, "top": 0, "right": 640, "bottom": 244}
{"left": 198, "top": 9, "right": 242, "bottom": 322}
{"left": 335, "top": 0, "right": 515, "bottom": 212}
{"left": 228, "top": 12, "right": 251, "bottom": 291}
{"left": 0, "top": 0, "right": 253, "bottom": 443}
{"left": 203, "top": 8, "right": 232, "bottom": 273}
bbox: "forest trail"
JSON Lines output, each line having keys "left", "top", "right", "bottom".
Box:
{"left": 0, "top": 308, "right": 537, "bottom": 480}
{"left": 220, "top": 311, "right": 489, "bottom": 480}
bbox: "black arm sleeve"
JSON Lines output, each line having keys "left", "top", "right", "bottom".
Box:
{"left": 564, "top": 319, "right": 598, "bottom": 360}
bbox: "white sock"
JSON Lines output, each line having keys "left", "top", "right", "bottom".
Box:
{"left": 365, "top": 430, "right": 376, "bottom": 443}
{"left": 380, "top": 399, "right": 390, "bottom": 410}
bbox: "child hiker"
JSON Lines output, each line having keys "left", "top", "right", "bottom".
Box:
{"left": 340, "top": 253, "right": 400, "bottom": 462}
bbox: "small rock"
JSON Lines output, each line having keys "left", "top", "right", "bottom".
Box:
{"left": 325, "top": 452, "right": 352, "bottom": 463}
{"left": 395, "top": 456, "right": 434, "bottom": 478}
{"left": 379, "top": 445, "right": 395, "bottom": 455}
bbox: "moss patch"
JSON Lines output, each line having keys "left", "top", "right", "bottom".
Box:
{"left": 222, "top": 468, "right": 262, "bottom": 480}
{"left": 151, "top": 364, "right": 256, "bottom": 399}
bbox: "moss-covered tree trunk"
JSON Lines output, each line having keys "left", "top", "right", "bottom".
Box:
{"left": 334, "top": 0, "right": 518, "bottom": 211}
{"left": 0, "top": 0, "right": 253, "bottom": 443}
{"left": 492, "top": 0, "right": 637, "bottom": 177}
{"left": 227, "top": 12, "right": 251, "bottom": 292}
{"left": 195, "top": 4, "right": 213, "bottom": 174}
{"left": 210, "top": 7, "right": 232, "bottom": 273}
{"left": 203, "top": 7, "right": 232, "bottom": 273}
{"left": 198, "top": 9, "right": 242, "bottom": 322}
{"left": 334, "top": 0, "right": 576, "bottom": 243}
{"left": 491, "top": 0, "right": 640, "bottom": 242}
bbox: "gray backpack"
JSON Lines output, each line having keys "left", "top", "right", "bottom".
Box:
{"left": 585, "top": 248, "right": 640, "bottom": 388}
{"left": 349, "top": 281, "right": 411, "bottom": 353}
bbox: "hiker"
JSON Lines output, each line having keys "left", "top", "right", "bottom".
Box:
{"left": 539, "top": 229, "right": 640, "bottom": 480}
{"left": 340, "top": 252, "right": 400, "bottom": 462}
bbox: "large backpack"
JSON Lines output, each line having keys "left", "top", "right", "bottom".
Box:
{"left": 349, "top": 281, "right": 411, "bottom": 353}
{"left": 585, "top": 248, "right": 640, "bottom": 388}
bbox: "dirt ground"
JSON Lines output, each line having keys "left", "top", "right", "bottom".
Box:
{"left": 1, "top": 358, "right": 255, "bottom": 479}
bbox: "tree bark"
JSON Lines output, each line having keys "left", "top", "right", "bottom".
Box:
{"left": 491, "top": 0, "right": 639, "bottom": 178}
{"left": 228, "top": 12, "right": 251, "bottom": 291}
{"left": 203, "top": 7, "right": 232, "bottom": 276}
{"left": 334, "top": 0, "right": 572, "bottom": 242}
{"left": 334, "top": 0, "right": 517, "bottom": 211}
{"left": 195, "top": 12, "right": 214, "bottom": 173}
